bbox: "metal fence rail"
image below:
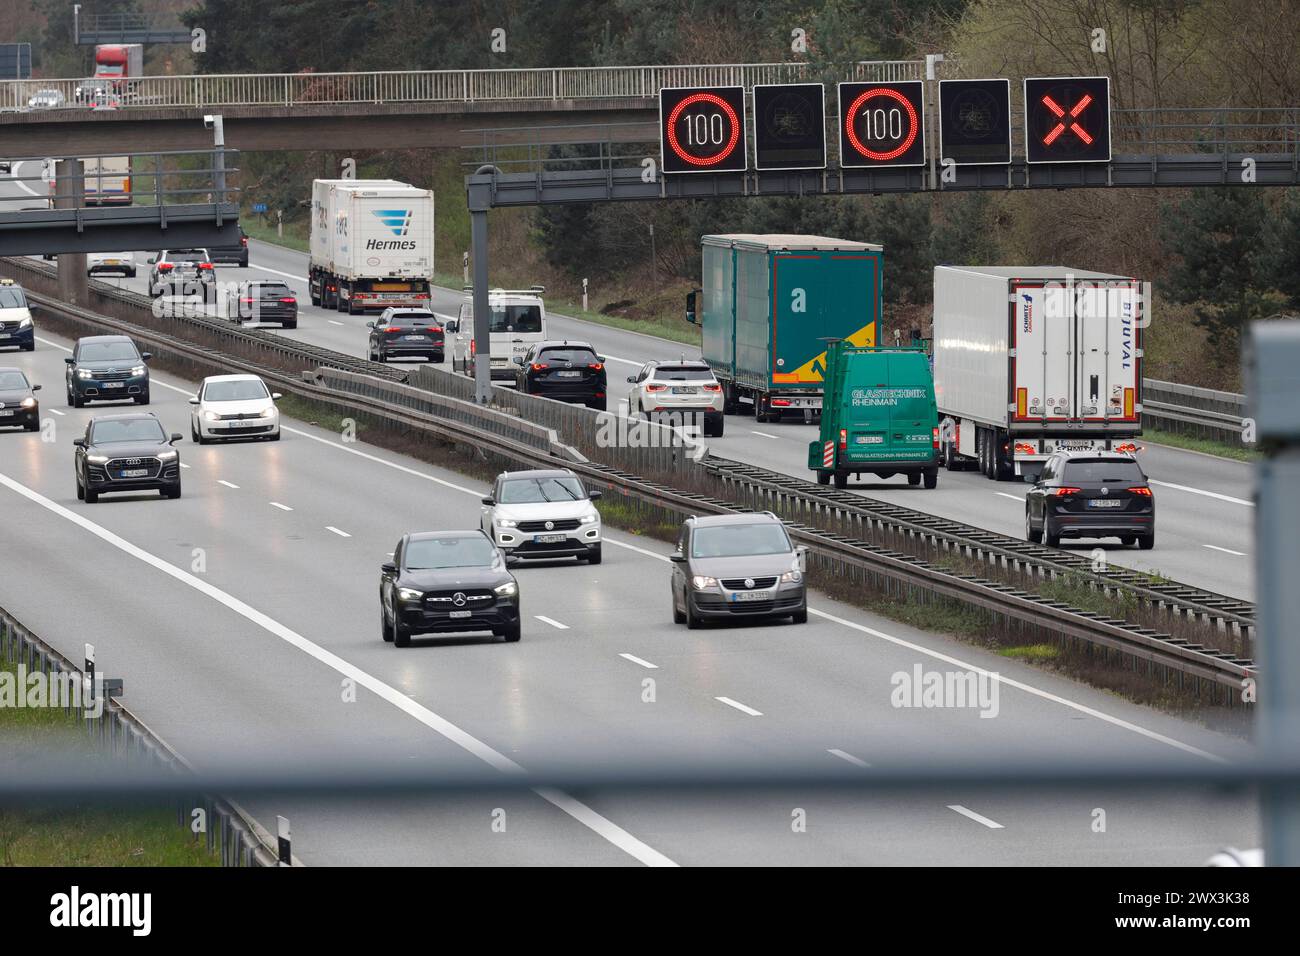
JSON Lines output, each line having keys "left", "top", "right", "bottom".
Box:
{"left": 0, "top": 606, "right": 278, "bottom": 866}
{"left": 1143, "top": 378, "right": 1248, "bottom": 443}
{"left": 0, "top": 61, "right": 923, "bottom": 113}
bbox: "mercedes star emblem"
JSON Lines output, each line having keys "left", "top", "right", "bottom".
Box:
{"left": 452, "top": 592, "right": 467, "bottom": 606}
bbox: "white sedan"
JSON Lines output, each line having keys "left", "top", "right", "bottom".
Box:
{"left": 87, "top": 252, "right": 136, "bottom": 278}
{"left": 189, "top": 374, "right": 281, "bottom": 444}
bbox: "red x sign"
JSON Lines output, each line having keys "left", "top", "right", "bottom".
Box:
{"left": 1041, "top": 92, "right": 1094, "bottom": 145}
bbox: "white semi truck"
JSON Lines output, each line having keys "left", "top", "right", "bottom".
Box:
{"left": 308, "top": 179, "right": 434, "bottom": 315}
{"left": 932, "top": 265, "right": 1145, "bottom": 481}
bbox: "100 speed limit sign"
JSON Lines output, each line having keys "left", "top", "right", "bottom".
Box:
{"left": 838, "top": 81, "right": 927, "bottom": 168}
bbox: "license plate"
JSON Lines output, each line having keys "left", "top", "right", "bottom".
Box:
{"left": 1055, "top": 440, "right": 1099, "bottom": 450}
{"left": 0, "top": 410, "right": 12, "bottom": 417}
{"left": 103, "top": 382, "right": 124, "bottom": 388}
{"left": 105, "top": 259, "right": 120, "bottom": 265}
{"left": 403, "top": 335, "right": 426, "bottom": 341}
{"left": 449, "top": 610, "right": 472, "bottom": 619}
{"left": 856, "top": 435, "right": 883, "bottom": 444}
{"left": 120, "top": 468, "right": 148, "bottom": 477}
{"left": 491, "top": 359, "right": 507, "bottom": 366}
{"left": 672, "top": 387, "right": 698, "bottom": 394}
{"left": 0, "top": 333, "right": 8, "bottom": 339}
{"left": 229, "top": 421, "right": 257, "bottom": 428}
{"left": 533, "top": 533, "right": 566, "bottom": 544}
{"left": 731, "top": 590, "right": 773, "bottom": 603}
{"left": 556, "top": 370, "right": 581, "bottom": 378}
{"left": 1089, "top": 499, "right": 1124, "bottom": 508}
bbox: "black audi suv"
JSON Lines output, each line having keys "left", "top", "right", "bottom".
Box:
{"left": 73, "top": 412, "right": 183, "bottom": 503}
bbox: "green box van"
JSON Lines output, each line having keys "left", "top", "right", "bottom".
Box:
{"left": 807, "top": 340, "right": 940, "bottom": 489}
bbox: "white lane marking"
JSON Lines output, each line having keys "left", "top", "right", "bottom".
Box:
{"left": 35, "top": 336, "right": 70, "bottom": 351}
{"left": 808, "top": 606, "right": 1226, "bottom": 763}
{"left": 217, "top": 480, "right": 240, "bottom": 489}
{"left": 1203, "top": 544, "right": 1246, "bottom": 556}
{"left": 715, "top": 696, "right": 763, "bottom": 717}
{"left": 0, "top": 468, "right": 676, "bottom": 868}
{"left": 325, "top": 525, "right": 351, "bottom": 538}
{"left": 49, "top": 409, "right": 65, "bottom": 416}
{"left": 948, "top": 804, "right": 1004, "bottom": 829}
{"left": 619, "top": 653, "right": 658, "bottom": 669}
{"left": 10, "top": 160, "right": 42, "bottom": 197}
{"left": 269, "top": 501, "right": 293, "bottom": 512}
{"left": 751, "top": 430, "right": 780, "bottom": 439}
{"left": 827, "top": 748, "right": 871, "bottom": 768}
{"left": 248, "top": 263, "right": 306, "bottom": 283}
{"left": 1148, "top": 479, "right": 1253, "bottom": 507}
{"left": 328, "top": 320, "right": 344, "bottom": 326}
{"left": 535, "top": 615, "right": 569, "bottom": 630}
{"left": 995, "top": 492, "right": 1022, "bottom": 502}
{"left": 254, "top": 397, "right": 1228, "bottom": 767}
{"left": 180, "top": 463, "right": 191, "bottom": 469}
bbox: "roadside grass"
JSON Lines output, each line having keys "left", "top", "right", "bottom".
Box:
{"left": 0, "top": 655, "right": 216, "bottom": 867}
{"left": 1141, "top": 428, "right": 1259, "bottom": 463}
{"left": 998, "top": 644, "right": 1060, "bottom": 661}
{"left": 243, "top": 217, "right": 309, "bottom": 254}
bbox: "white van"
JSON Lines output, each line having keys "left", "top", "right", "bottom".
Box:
{"left": 456, "top": 287, "right": 547, "bottom": 383}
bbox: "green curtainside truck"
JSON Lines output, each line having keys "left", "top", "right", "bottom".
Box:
{"left": 686, "top": 234, "right": 883, "bottom": 423}
{"left": 808, "top": 340, "right": 941, "bottom": 489}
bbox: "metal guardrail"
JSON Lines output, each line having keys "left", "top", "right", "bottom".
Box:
{"left": 1143, "top": 378, "right": 1248, "bottom": 443}
{"left": 0, "top": 606, "right": 279, "bottom": 866}
{"left": 0, "top": 61, "right": 923, "bottom": 114}
{"left": 0, "top": 255, "right": 1256, "bottom": 702}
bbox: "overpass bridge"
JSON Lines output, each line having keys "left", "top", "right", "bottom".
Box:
{"left": 0, "top": 61, "right": 922, "bottom": 156}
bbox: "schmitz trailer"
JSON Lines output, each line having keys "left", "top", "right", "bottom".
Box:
{"left": 687, "top": 234, "right": 882, "bottom": 423}
{"left": 309, "top": 179, "right": 434, "bottom": 315}
{"left": 933, "top": 265, "right": 1144, "bottom": 481}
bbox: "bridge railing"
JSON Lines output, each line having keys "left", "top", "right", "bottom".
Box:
{"left": 0, "top": 61, "right": 924, "bottom": 113}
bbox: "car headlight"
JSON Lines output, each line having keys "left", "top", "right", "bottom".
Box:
{"left": 494, "top": 580, "right": 518, "bottom": 597}
{"left": 157, "top": 449, "right": 178, "bottom": 461}
{"left": 780, "top": 570, "right": 803, "bottom": 584}
{"left": 580, "top": 511, "right": 599, "bottom": 525}
{"left": 259, "top": 406, "right": 276, "bottom": 419}
{"left": 396, "top": 587, "right": 424, "bottom": 602}
{"left": 86, "top": 454, "right": 108, "bottom": 463}
{"left": 691, "top": 575, "right": 719, "bottom": 591}
{"left": 17, "top": 316, "right": 31, "bottom": 328}
{"left": 203, "top": 410, "right": 218, "bottom": 421}
{"left": 77, "top": 369, "right": 93, "bottom": 379}
{"left": 494, "top": 517, "right": 517, "bottom": 528}
{"left": 19, "top": 397, "right": 36, "bottom": 409}
{"left": 130, "top": 365, "right": 146, "bottom": 377}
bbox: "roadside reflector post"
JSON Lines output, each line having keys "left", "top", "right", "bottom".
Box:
{"left": 1248, "top": 320, "right": 1300, "bottom": 866}
{"left": 276, "top": 815, "right": 292, "bottom": 866}
{"left": 83, "top": 641, "right": 95, "bottom": 724}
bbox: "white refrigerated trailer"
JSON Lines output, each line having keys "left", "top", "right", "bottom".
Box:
{"left": 933, "top": 265, "right": 1144, "bottom": 481}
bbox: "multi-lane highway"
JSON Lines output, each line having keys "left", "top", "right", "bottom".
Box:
{"left": 80, "top": 237, "right": 1256, "bottom": 601}
{"left": 0, "top": 308, "right": 1257, "bottom": 865}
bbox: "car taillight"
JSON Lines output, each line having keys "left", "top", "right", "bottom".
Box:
{"left": 199, "top": 262, "right": 213, "bottom": 270}
{"left": 470, "top": 340, "right": 476, "bottom": 356}
{"left": 156, "top": 263, "right": 173, "bottom": 271}
{"left": 280, "top": 297, "right": 296, "bottom": 304}
{"left": 530, "top": 363, "right": 547, "bottom": 371}
{"left": 588, "top": 363, "right": 603, "bottom": 371}
{"left": 646, "top": 383, "right": 666, "bottom": 392}
{"left": 384, "top": 326, "right": 402, "bottom": 333}
{"left": 1053, "top": 487, "right": 1082, "bottom": 497}
{"left": 1115, "top": 442, "right": 1139, "bottom": 453}
{"left": 771, "top": 398, "right": 791, "bottom": 407}
{"left": 415, "top": 294, "right": 430, "bottom": 299}
{"left": 839, "top": 428, "right": 847, "bottom": 451}
{"left": 240, "top": 297, "right": 256, "bottom": 305}
{"left": 1015, "top": 442, "right": 1036, "bottom": 455}
{"left": 933, "top": 426, "right": 940, "bottom": 449}
{"left": 241, "top": 237, "right": 248, "bottom": 246}
{"left": 1128, "top": 487, "right": 1152, "bottom": 497}
{"left": 427, "top": 326, "right": 442, "bottom": 334}
{"left": 703, "top": 383, "right": 722, "bottom": 392}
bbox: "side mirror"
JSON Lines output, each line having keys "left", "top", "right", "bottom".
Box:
{"left": 481, "top": 497, "right": 494, "bottom": 506}
{"left": 588, "top": 490, "right": 602, "bottom": 501}
{"left": 626, "top": 376, "right": 636, "bottom": 383}
{"left": 146, "top": 257, "right": 155, "bottom": 264}
{"left": 31, "top": 384, "right": 41, "bottom": 392}
{"left": 597, "top": 356, "right": 606, "bottom": 363}
{"left": 141, "top": 352, "right": 152, "bottom": 361}
{"left": 169, "top": 433, "right": 183, "bottom": 444}
{"left": 72, "top": 438, "right": 85, "bottom": 447}
{"left": 685, "top": 290, "right": 697, "bottom": 325}
{"left": 65, "top": 357, "right": 75, "bottom": 365}
{"left": 381, "top": 562, "right": 397, "bottom": 574}
{"left": 188, "top": 397, "right": 199, "bottom": 405}
{"left": 669, "top": 552, "right": 686, "bottom": 563}
{"left": 366, "top": 321, "right": 376, "bottom": 329}
{"left": 271, "top": 393, "right": 282, "bottom": 400}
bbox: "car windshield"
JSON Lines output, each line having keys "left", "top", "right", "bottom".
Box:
{"left": 404, "top": 536, "right": 497, "bottom": 570}
{"left": 499, "top": 476, "right": 584, "bottom": 503}
{"left": 168, "top": 251, "right": 207, "bottom": 260}
{"left": 1061, "top": 460, "right": 1146, "bottom": 484}
{"left": 256, "top": 284, "right": 292, "bottom": 298}
{"left": 385, "top": 314, "right": 435, "bottom": 327}
{"left": 489, "top": 305, "right": 542, "bottom": 334}
{"left": 691, "top": 522, "right": 792, "bottom": 558}
{"left": 539, "top": 348, "right": 597, "bottom": 364}
{"left": 652, "top": 366, "right": 714, "bottom": 382}
{"left": 0, "top": 288, "right": 26, "bottom": 308}
{"left": 91, "top": 419, "right": 166, "bottom": 444}
{"left": 204, "top": 379, "right": 269, "bottom": 402}
{"left": 0, "top": 371, "right": 28, "bottom": 389}
{"left": 78, "top": 342, "right": 138, "bottom": 362}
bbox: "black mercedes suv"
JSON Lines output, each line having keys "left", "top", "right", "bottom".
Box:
{"left": 74, "top": 413, "right": 183, "bottom": 503}
{"left": 380, "top": 531, "right": 521, "bottom": 646}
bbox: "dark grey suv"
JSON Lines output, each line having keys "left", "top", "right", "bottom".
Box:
{"left": 670, "top": 513, "right": 808, "bottom": 628}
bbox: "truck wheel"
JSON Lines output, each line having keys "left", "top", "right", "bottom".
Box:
{"left": 923, "top": 469, "right": 938, "bottom": 489}
{"left": 753, "top": 395, "right": 767, "bottom": 423}
{"left": 833, "top": 471, "right": 848, "bottom": 490}
{"left": 816, "top": 470, "right": 829, "bottom": 486}
{"left": 907, "top": 473, "right": 921, "bottom": 486}
{"left": 944, "top": 442, "right": 961, "bottom": 471}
